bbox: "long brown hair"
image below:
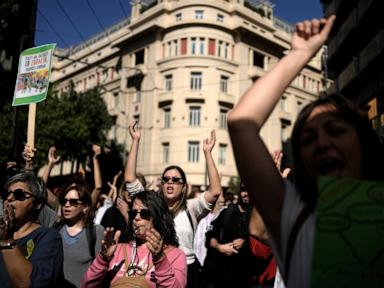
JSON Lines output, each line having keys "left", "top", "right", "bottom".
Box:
{"left": 160, "top": 165, "right": 188, "bottom": 217}
{"left": 57, "top": 179, "right": 94, "bottom": 227}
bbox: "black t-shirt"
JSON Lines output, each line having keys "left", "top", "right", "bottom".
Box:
{"left": 0, "top": 226, "right": 64, "bottom": 287}
{"left": 100, "top": 205, "right": 130, "bottom": 243}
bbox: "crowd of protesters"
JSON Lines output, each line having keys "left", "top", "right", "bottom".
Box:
{"left": 1, "top": 14, "right": 383, "bottom": 288}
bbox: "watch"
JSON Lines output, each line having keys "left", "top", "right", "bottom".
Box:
{"left": 0, "top": 241, "right": 16, "bottom": 250}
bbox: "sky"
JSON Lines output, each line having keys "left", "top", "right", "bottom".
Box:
{"left": 35, "top": 0, "right": 323, "bottom": 49}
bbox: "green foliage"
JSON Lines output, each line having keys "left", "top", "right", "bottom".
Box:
{"left": 0, "top": 82, "right": 114, "bottom": 168}
{"left": 35, "top": 83, "right": 114, "bottom": 162}
{"left": 227, "top": 176, "right": 241, "bottom": 195}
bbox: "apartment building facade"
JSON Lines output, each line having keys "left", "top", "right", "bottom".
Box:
{"left": 51, "top": 0, "right": 324, "bottom": 188}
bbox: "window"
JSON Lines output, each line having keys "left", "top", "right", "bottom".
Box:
{"left": 281, "top": 122, "right": 290, "bottom": 143}
{"left": 190, "top": 72, "right": 202, "bottom": 90}
{"left": 219, "top": 144, "right": 227, "bottom": 165}
{"left": 219, "top": 109, "right": 228, "bottom": 129}
{"left": 189, "top": 106, "right": 201, "bottom": 127}
{"left": 162, "top": 143, "right": 170, "bottom": 163}
{"left": 280, "top": 96, "right": 287, "bottom": 112}
{"left": 135, "top": 49, "right": 145, "bottom": 65}
{"left": 174, "top": 40, "right": 178, "bottom": 56}
{"left": 199, "top": 38, "right": 205, "bottom": 54}
{"left": 188, "top": 141, "right": 200, "bottom": 162}
{"left": 208, "top": 39, "right": 215, "bottom": 56}
{"left": 134, "top": 90, "right": 141, "bottom": 103}
{"left": 164, "top": 108, "right": 171, "bottom": 128}
{"left": 253, "top": 50, "right": 264, "bottom": 68}
{"left": 217, "top": 14, "right": 224, "bottom": 22}
{"left": 181, "top": 38, "right": 187, "bottom": 55}
{"left": 220, "top": 75, "right": 229, "bottom": 93}
{"left": 297, "top": 100, "right": 303, "bottom": 113}
{"left": 195, "top": 10, "right": 204, "bottom": 19}
{"left": 176, "top": 13, "right": 182, "bottom": 21}
{"left": 191, "top": 38, "right": 196, "bottom": 54}
{"left": 224, "top": 43, "right": 229, "bottom": 59}
{"left": 218, "top": 41, "right": 223, "bottom": 57}
{"left": 165, "top": 74, "right": 173, "bottom": 91}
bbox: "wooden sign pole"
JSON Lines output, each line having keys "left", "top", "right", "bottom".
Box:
{"left": 27, "top": 103, "right": 36, "bottom": 148}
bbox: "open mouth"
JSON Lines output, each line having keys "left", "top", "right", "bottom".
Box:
{"left": 316, "top": 159, "right": 344, "bottom": 177}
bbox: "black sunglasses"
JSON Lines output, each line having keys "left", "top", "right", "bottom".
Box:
{"left": 2, "top": 188, "right": 35, "bottom": 201}
{"left": 128, "top": 209, "right": 151, "bottom": 220}
{"left": 59, "top": 198, "right": 83, "bottom": 207}
{"left": 161, "top": 176, "right": 183, "bottom": 184}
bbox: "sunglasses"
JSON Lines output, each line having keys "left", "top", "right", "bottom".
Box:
{"left": 128, "top": 209, "right": 151, "bottom": 220}
{"left": 161, "top": 176, "right": 183, "bottom": 184}
{"left": 59, "top": 198, "right": 83, "bottom": 207}
{"left": 2, "top": 188, "right": 35, "bottom": 201}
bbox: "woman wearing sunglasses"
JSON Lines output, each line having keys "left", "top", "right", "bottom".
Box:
{"left": 55, "top": 179, "right": 105, "bottom": 287}
{"left": 0, "top": 171, "right": 64, "bottom": 287}
{"left": 125, "top": 122, "right": 222, "bottom": 288}
{"left": 81, "top": 190, "right": 187, "bottom": 287}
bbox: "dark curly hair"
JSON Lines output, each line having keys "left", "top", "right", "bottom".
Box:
{"left": 291, "top": 93, "right": 384, "bottom": 209}
{"left": 128, "top": 190, "right": 178, "bottom": 247}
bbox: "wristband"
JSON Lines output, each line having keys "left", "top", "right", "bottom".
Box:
{"left": 0, "top": 241, "right": 16, "bottom": 250}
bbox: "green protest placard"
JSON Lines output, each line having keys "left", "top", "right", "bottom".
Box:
{"left": 13, "top": 43, "right": 56, "bottom": 106}
{"left": 311, "top": 176, "right": 384, "bottom": 287}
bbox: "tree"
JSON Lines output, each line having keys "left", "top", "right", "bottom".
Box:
{"left": 0, "top": 82, "right": 114, "bottom": 171}
{"left": 227, "top": 175, "right": 241, "bottom": 195}
{"left": 35, "top": 82, "right": 114, "bottom": 167}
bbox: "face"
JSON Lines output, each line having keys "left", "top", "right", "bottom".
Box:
{"left": 161, "top": 169, "right": 185, "bottom": 204}
{"left": 130, "top": 199, "right": 153, "bottom": 240}
{"left": 232, "top": 195, "right": 239, "bottom": 204}
{"left": 3, "top": 182, "right": 35, "bottom": 223}
{"left": 240, "top": 191, "right": 250, "bottom": 204}
{"left": 61, "top": 189, "right": 86, "bottom": 222}
{"left": 299, "top": 104, "right": 362, "bottom": 185}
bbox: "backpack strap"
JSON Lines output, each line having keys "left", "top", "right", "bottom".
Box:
{"left": 284, "top": 205, "right": 311, "bottom": 284}
{"left": 186, "top": 209, "right": 195, "bottom": 234}
{"left": 86, "top": 225, "right": 97, "bottom": 260}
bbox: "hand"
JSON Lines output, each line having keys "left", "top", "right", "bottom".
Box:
{"left": 218, "top": 243, "right": 238, "bottom": 256}
{"left": 100, "top": 227, "right": 121, "bottom": 260}
{"left": 272, "top": 151, "right": 291, "bottom": 178}
{"left": 291, "top": 15, "right": 336, "bottom": 56}
{"left": 232, "top": 238, "right": 245, "bottom": 250}
{"left": 145, "top": 228, "right": 164, "bottom": 261}
{"left": 203, "top": 130, "right": 216, "bottom": 153}
{"left": 111, "top": 171, "right": 122, "bottom": 187}
{"left": 92, "top": 144, "right": 102, "bottom": 158}
{"left": 22, "top": 144, "right": 36, "bottom": 162}
{"left": 48, "top": 146, "right": 61, "bottom": 165}
{"left": 0, "top": 204, "right": 15, "bottom": 241}
{"left": 116, "top": 196, "right": 128, "bottom": 217}
{"left": 129, "top": 121, "right": 141, "bottom": 141}
{"left": 6, "top": 162, "right": 16, "bottom": 171}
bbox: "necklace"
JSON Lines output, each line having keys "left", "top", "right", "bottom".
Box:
{"left": 126, "top": 240, "right": 151, "bottom": 277}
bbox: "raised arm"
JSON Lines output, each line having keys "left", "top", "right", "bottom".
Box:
{"left": 22, "top": 144, "right": 36, "bottom": 171}
{"left": 203, "top": 130, "right": 222, "bottom": 205}
{"left": 42, "top": 147, "right": 61, "bottom": 208}
{"left": 107, "top": 170, "right": 122, "bottom": 202}
{"left": 91, "top": 144, "right": 103, "bottom": 207}
{"left": 227, "top": 16, "right": 335, "bottom": 241}
{"left": 42, "top": 146, "right": 61, "bottom": 183}
{"left": 124, "top": 121, "right": 141, "bottom": 183}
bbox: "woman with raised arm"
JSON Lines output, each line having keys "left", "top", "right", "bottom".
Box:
{"left": 125, "top": 122, "right": 222, "bottom": 288}
{"left": 229, "top": 14, "right": 384, "bottom": 287}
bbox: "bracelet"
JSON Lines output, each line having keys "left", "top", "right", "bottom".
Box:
{"left": 0, "top": 241, "right": 16, "bottom": 250}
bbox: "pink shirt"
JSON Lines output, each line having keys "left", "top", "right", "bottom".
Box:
{"left": 81, "top": 242, "right": 187, "bottom": 288}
